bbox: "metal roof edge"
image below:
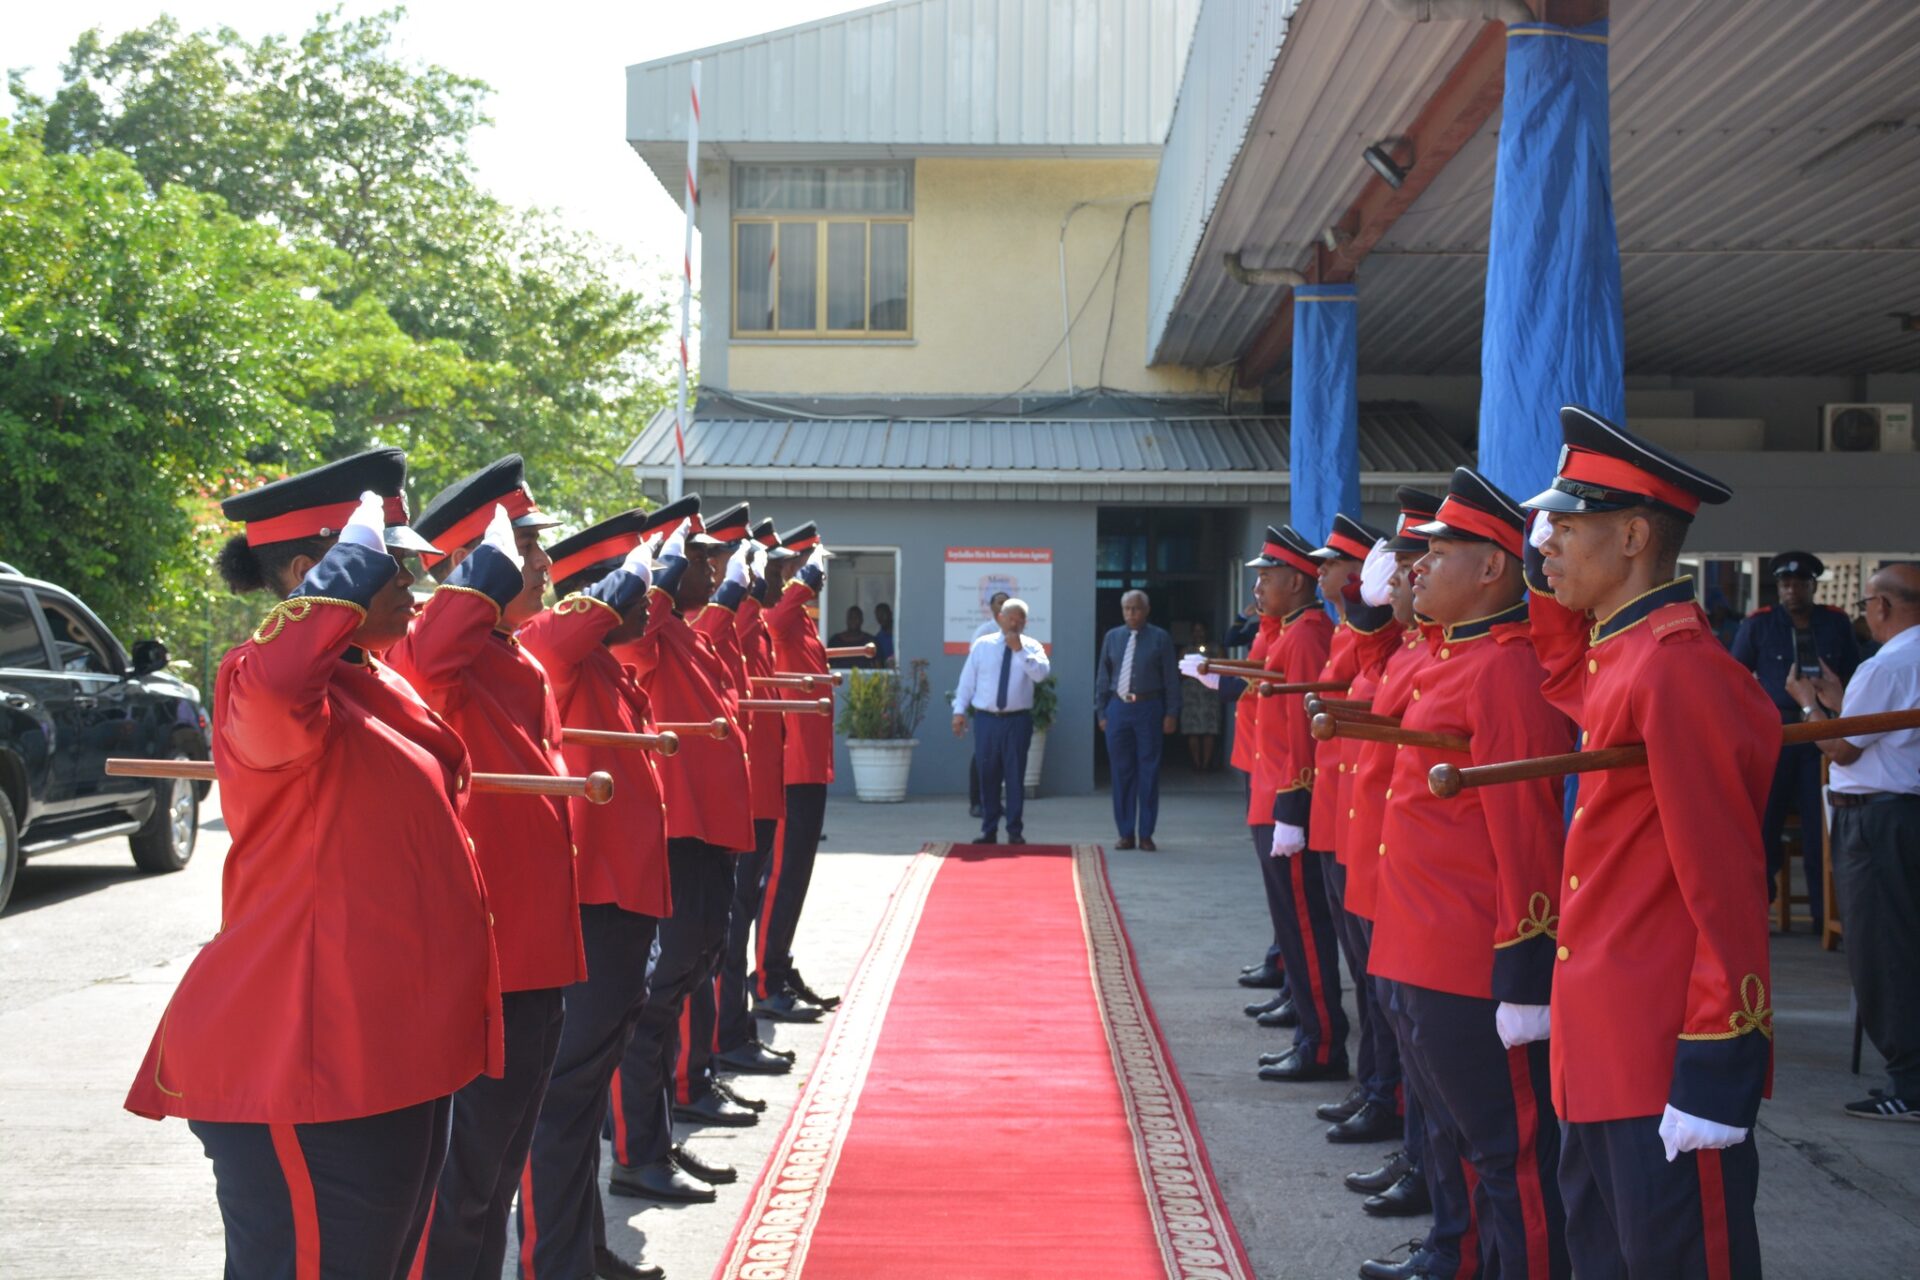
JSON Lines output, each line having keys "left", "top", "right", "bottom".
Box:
{"left": 624, "top": 0, "right": 918, "bottom": 75}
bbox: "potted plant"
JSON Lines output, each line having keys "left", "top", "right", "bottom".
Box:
{"left": 839, "top": 659, "right": 930, "bottom": 802}
{"left": 1024, "top": 675, "right": 1057, "bottom": 795}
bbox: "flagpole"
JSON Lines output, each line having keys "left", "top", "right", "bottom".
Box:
{"left": 671, "top": 59, "right": 701, "bottom": 502}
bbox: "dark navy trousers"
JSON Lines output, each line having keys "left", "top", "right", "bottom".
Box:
{"left": 1250, "top": 820, "right": 1289, "bottom": 970}
{"left": 1103, "top": 694, "right": 1164, "bottom": 839}
{"left": 754, "top": 784, "right": 826, "bottom": 1000}
{"left": 1762, "top": 741, "right": 1827, "bottom": 923}
{"left": 517, "top": 903, "right": 656, "bottom": 1280}
{"left": 610, "top": 842, "right": 733, "bottom": 1170}
{"left": 716, "top": 819, "right": 779, "bottom": 1054}
{"left": 419, "top": 987, "right": 565, "bottom": 1280}
{"left": 190, "top": 1098, "right": 450, "bottom": 1280}
{"left": 1560, "top": 1118, "right": 1760, "bottom": 1280}
{"left": 1268, "top": 848, "right": 1347, "bottom": 1066}
{"left": 1384, "top": 980, "right": 1480, "bottom": 1280}
{"left": 973, "top": 709, "right": 1033, "bottom": 839}
{"left": 1327, "top": 857, "right": 1395, "bottom": 1109}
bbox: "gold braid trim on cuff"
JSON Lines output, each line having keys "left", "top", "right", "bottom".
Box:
{"left": 1493, "top": 891, "right": 1559, "bottom": 949}
{"left": 1677, "top": 974, "right": 1773, "bottom": 1042}
{"left": 251, "top": 596, "right": 367, "bottom": 644}
{"left": 555, "top": 592, "right": 621, "bottom": 621}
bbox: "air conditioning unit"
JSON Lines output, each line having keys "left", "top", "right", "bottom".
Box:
{"left": 1821, "top": 403, "right": 1915, "bottom": 452}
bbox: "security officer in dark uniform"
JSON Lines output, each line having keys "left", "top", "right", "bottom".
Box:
{"left": 1730, "top": 551, "right": 1859, "bottom": 924}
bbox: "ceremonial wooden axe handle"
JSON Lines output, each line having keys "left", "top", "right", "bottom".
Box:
{"left": 1306, "top": 697, "right": 1374, "bottom": 715}
{"left": 1426, "top": 707, "right": 1920, "bottom": 799}
{"left": 1311, "top": 714, "right": 1467, "bottom": 753}
{"left": 775, "top": 670, "right": 843, "bottom": 685}
{"left": 749, "top": 676, "right": 816, "bottom": 690}
{"left": 561, "top": 727, "right": 680, "bottom": 756}
{"left": 655, "top": 718, "right": 731, "bottom": 740}
{"left": 1309, "top": 708, "right": 1405, "bottom": 736}
{"left": 739, "top": 697, "right": 834, "bottom": 714}
{"left": 824, "top": 643, "right": 876, "bottom": 660}
{"left": 107, "top": 757, "right": 617, "bottom": 804}
{"left": 1256, "top": 680, "right": 1350, "bottom": 697}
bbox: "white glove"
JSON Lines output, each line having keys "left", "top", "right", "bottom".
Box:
{"left": 1529, "top": 510, "right": 1553, "bottom": 549}
{"left": 1359, "top": 538, "right": 1397, "bottom": 607}
{"left": 1178, "top": 653, "right": 1206, "bottom": 677}
{"left": 338, "top": 490, "right": 387, "bottom": 552}
{"left": 1271, "top": 823, "right": 1306, "bottom": 857}
{"left": 745, "top": 542, "right": 765, "bottom": 584}
{"left": 1495, "top": 1002, "right": 1552, "bottom": 1049}
{"left": 1197, "top": 670, "right": 1220, "bottom": 690}
{"left": 724, "top": 540, "right": 751, "bottom": 589}
{"left": 660, "top": 518, "right": 689, "bottom": 563}
{"left": 1658, "top": 1104, "right": 1747, "bottom": 1162}
{"left": 482, "top": 503, "right": 523, "bottom": 570}
{"left": 618, "top": 539, "right": 653, "bottom": 589}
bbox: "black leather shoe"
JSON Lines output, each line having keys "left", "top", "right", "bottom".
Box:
{"left": 595, "top": 1245, "right": 665, "bottom": 1280}
{"left": 1258, "top": 1054, "right": 1351, "bottom": 1083}
{"left": 1238, "top": 964, "right": 1285, "bottom": 989}
{"left": 1358, "top": 1241, "right": 1432, "bottom": 1280}
{"left": 1256, "top": 998, "right": 1299, "bottom": 1028}
{"left": 1363, "top": 1172, "right": 1433, "bottom": 1218}
{"left": 1316, "top": 1085, "right": 1365, "bottom": 1122}
{"left": 753, "top": 992, "right": 824, "bottom": 1023}
{"left": 715, "top": 1041, "right": 792, "bottom": 1075}
{"left": 977, "top": 831, "right": 999, "bottom": 844}
{"left": 969, "top": 803, "right": 983, "bottom": 818}
{"left": 1138, "top": 837, "right": 1157, "bottom": 852}
{"left": 671, "top": 1143, "right": 738, "bottom": 1185}
{"left": 1008, "top": 834, "right": 1028, "bottom": 845}
{"left": 1258, "top": 1048, "right": 1300, "bottom": 1068}
{"left": 1328, "top": 1100, "right": 1401, "bottom": 1144}
{"left": 609, "top": 1158, "right": 716, "bottom": 1204}
{"left": 1244, "top": 994, "right": 1287, "bottom": 1018}
{"left": 1115, "top": 836, "right": 1136, "bottom": 850}
{"left": 672, "top": 1090, "right": 760, "bottom": 1128}
{"left": 1241, "top": 961, "right": 1268, "bottom": 976}
{"left": 787, "top": 970, "right": 842, "bottom": 1011}
{"left": 1344, "top": 1150, "right": 1410, "bottom": 1195}
{"left": 711, "top": 1076, "right": 766, "bottom": 1113}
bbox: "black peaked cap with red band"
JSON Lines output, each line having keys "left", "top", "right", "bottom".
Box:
{"left": 1311, "top": 513, "right": 1388, "bottom": 563}
{"left": 639, "top": 493, "right": 727, "bottom": 549}
{"left": 780, "top": 522, "right": 827, "bottom": 558}
{"left": 704, "top": 501, "right": 752, "bottom": 544}
{"left": 1413, "top": 467, "right": 1527, "bottom": 558}
{"left": 413, "top": 454, "right": 560, "bottom": 559}
{"left": 1525, "top": 404, "right": 1732, "bottom": 520}
{"left": 1246, "top": 524, "right": 1320, "bottom": 575}
{"left": 549, "top": 508, "right": 651, "bottom": 591}
{"left": 1382, "top": 485, "right": 1444, "bottom": 554}
{"left": 221, "top": 447, "right": 439, "bottom": 554}
{"left": 756, "top": 517, "right": 800, "bottom": 560}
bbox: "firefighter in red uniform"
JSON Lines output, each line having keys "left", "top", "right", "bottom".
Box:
{"left": 127, "top": 452, "right": 501, "bottom": 1280}
{"left": 1367, "top": 468, "right": 1574, "bottom": 1280}
{"left": 391, "top": 455, "right": 587, "bottom": 1280}
{"left": 513, "top": 508, "right": 670, "bottom": 1280}
{"left": 1252, "top": 525, "right": 1346, "bottom": 1084}
{"left": 754, "top": 523, "right": 842, "bottom": 1021}
{"left": 1523, "top": 406, "right": 1775, "bottom": 1280}
{"left": 606, "top": 498, "right": 759, "bottom": 1207}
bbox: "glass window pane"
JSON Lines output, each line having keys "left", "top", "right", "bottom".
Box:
{"left": 870, "top": 223, "right": 909, "bottom": 331}
{"left": 736, "top": 163, "right": 911, "bottom": 213}
{"left": 826, "top": 223, "right": 867, "bottom": 330}
{"left": 735, "top": 223, "right": 774, "bottom": 331}
{"left": 0, "top": 590, "right": 48, "bottom": 670}
{"left": 776, "top": 223, "right": 818, "bottom": 330}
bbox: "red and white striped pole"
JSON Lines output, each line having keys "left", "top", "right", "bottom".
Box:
{"left": 671, "top": 59, "right": 701, "bottom": 501}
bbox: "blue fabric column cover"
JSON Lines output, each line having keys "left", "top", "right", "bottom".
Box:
{"left": 1478, "top": 20, "right": 1626, "bottom": 500}
{"left": 1289, "top": 282, "right": 1360, "bottom": 556}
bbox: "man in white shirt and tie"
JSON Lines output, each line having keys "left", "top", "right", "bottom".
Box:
{"left": 952, "top": 598, "right": 1051, "bottom": 845}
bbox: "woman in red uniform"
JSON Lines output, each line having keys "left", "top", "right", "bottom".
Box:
{"left": 126, "top": 450, "right": 501, "bottom": 1280}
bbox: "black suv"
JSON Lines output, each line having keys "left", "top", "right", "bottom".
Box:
{"left": 0, "top": 564, "right": 211, "bottom": 913}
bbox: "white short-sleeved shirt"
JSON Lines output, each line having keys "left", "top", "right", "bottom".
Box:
{"left": 1832, "top": 623, "right": 1920, "bottom": 796}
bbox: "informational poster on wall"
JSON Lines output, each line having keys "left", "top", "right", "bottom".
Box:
{"left": 944, "top": 547, "right": 1052, "bottom": 654}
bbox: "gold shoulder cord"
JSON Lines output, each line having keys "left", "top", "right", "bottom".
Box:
{"left": 251, "top": 596, "right": 367, "bottom": 645}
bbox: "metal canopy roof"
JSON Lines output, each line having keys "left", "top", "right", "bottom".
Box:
{"left": 1152, "top": 0, "right": 1920, "bottom": 377}
{"left": 625, "top": 0, "right": 1201, "bottom": 199}
{"left": 619, "top": 403, "right": 1465, "bottom": 502}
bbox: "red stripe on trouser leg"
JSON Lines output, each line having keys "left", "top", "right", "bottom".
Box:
{"left": 755, "top": 817, "right": 788, "bottom": 999}
{"left": 1289, "top": 853, "right": 1334, "bottom": 1064}
{"left": 674, "top": 1002, "right": 694, "bottom": 1104}
{"left": 1504, "top": 1045, "right": 1551, "bottom": 1279}
{"left": 518, "top": 1157, "right": 539, "bottom": 1280}
{"left": 406, "top": 1197, "right": 436, "bottom": 1280}
{"left": 1698, "top": 1147, "right": 1731, "bottom": 1280}
{"left": 609, "top": 1070, "right": 631, "bottom": 1167}
{"left": 711, "top": 973, "right": 723, "bottom": 1053}
{"left": 268, "top": 1124, "right": 321, "bottom": 1280}
{"left": 1457, "top": 1160, "right": 1482, "bottom": 1280}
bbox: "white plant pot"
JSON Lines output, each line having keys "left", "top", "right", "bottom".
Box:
{"left": 845, "top": 739, "right": 918, "bottom": 803}
{"left": 1023, "top": 727, "right": 1049, "bottom": 794}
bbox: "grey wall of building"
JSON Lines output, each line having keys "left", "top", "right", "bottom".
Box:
{"left": 1684, "top": 451, "right": 1920, "bottom": 553}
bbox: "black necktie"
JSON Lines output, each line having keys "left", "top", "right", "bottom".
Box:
{"left": 996, "top": 645, "right": 1013, "bottom": 710}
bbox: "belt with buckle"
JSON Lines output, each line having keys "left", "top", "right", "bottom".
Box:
{"left": 1829, "top": 790, "right": 1919, "bottom": 809}
{"left": 974, "top": 708, "right": 1030, "bottom": 718}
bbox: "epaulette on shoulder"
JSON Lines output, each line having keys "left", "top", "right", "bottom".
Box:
{"left": 1650, "top": 602, "right": 1705, "bottom": 644}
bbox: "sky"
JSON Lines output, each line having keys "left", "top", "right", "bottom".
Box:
{"left": 4, "top": 1, "right": 877, "bottom": 281}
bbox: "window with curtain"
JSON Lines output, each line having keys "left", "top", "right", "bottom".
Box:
{"left": 732, "top": 163, "right": 912, "bottom": 337}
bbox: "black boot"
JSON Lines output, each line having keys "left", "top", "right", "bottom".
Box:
{"left": 1255, "top": 998, "right": 1299, "bottom": 1028}
{"left": 1344, "top": 1149, "right": 1409, "bottom": 1195}
{"left": 1316, "top": 1085, "right": 1365, "bottom": 1122}
{"left": 1362, "top": 1172, "right": 1433, "bottom": 1218}
{"left": 1327, "top": 1100, "right": 1401, "bottom": 1145}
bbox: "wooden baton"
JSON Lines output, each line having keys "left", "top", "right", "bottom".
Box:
{"left": 1309, "top": 709, "right": 1405, "bottom": 737}
{"left": 656, "top": 718, "right": 731, "bottom": 740}
{"left": 107, "top": 757, "right": 617, "bottom": 805}
{"left": 749, "top": 675, "right": 817, "bottom": 690}
{"left": 1311, "top": 714, "right": 1467, "bottom": 753}
{"left": 1256, "top": 680, "right": 1351, "bottom": 697}
{"left": 739, "top": 697, "right": 834, "bottom": 715}
{"left": 774, "top": 670, "right": 844, "bottom": 686}
{"left": 1195, "top": 656, "right": 1274, "bottom": 678}
{"left": 1426, "top": 707, "right": 1920, "bottom": 799}
{"left": 561, "top": 727, "right": 680, "bottom": 756}
{"left": 824, "top": 643, "right": 876, "bottom": 660}
{"left": 1306, "top": 697, "right": 1374, "bottom": 716}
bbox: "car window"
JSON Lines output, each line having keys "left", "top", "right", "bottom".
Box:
{"left": 38, "top": 599, "right": 116, "bottom": 675}
{"left": 0, "top": 589, "right": 49, "bottom": 670}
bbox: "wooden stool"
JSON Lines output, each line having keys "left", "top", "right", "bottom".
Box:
{"left": 1776, "top": 814, "right": 1812, "bottom": 932}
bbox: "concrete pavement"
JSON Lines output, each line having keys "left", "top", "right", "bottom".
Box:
{"left": 1, "top": 783, "right": 1914, "bottom": 1278}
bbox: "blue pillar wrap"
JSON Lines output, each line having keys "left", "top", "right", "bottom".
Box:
{"left": 1477, "top": 20, "right": 1625, "bottom": 501}
{"left": 1289, "top": 282, "right": 1360, "bottom": 556}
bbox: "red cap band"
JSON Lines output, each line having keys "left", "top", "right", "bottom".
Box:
{"left": 786, "top": 533, "right": 821, "bottom": 552}
{"left": 1262, "top": 541, "right": 1319, "bottom": 575}
{"left": 425, "top": 486, "right": 540, "bottom": 563}
{"left": 1558, "top": 449, "right": 1702, "bottom": 516}
{"left": 245, "top": 495, "right": 409, "bottom": 547}
{"left": 552, "top": 532, "right": 643, "bottom": 585}
{"left": 1430, "top": 496, "right": 1523, "bottom": 557}
{"left": 1324, "top": 530, "right": 1373, "bottom": 561}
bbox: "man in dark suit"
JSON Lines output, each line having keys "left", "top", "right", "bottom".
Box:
{"left": 1096, "top": 590, "right": 1180, "bottom": 851}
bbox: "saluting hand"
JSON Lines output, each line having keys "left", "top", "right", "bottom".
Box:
{"left": 724, "top": 540, "right": 751, "bottom": 590}
{"left": 618, "top": 537, "right": 653, "bottom": 590}
{"left": 339, "top": 490, "right": 387, "bottom": 553}
{"left": 482, "top": 503, "right": 524, "bottom": 570}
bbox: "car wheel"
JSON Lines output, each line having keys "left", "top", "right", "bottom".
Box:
{"left": 130, "top": 750, "right": 199, "bottom": 874}
{"left": 0, "top": 790, "right": 18, "bottom": 915}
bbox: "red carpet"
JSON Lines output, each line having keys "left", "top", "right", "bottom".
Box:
{"left": 713, "top": 843, "right": 1252, "bottom": 1280}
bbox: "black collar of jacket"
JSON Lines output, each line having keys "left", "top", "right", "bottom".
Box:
{"left": 1439, "top": 598, "right": 1529, "bottom": 644}
{"left": 1591, "top": 577, "right": 1696, "bottom": 647}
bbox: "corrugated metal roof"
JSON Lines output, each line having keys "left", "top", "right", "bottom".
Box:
{"left": 626, "top": 0, "right": 1201, "bottom": 199}
{"left": 1154, "top": 0, "right": 1920, "bottom": 376}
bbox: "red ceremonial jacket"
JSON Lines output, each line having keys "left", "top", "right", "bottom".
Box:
{"left": 1342, "top": 627, "right": 1436, "bottom": 921}
{"left": 1369, "top": 601, "right": 1575, "bottom": 1003}
{"left": 386, "top": 546, "right": 587, "bottom": 993}
{"left": 1254, "top": 604, "right": 1333, "bottom": 828}
{"left": 1530, "top": 579, "right": 1779, "bottom": 1126}
{"left": 767, "top": 577, "right": 835, "bottom": 785}
{"left": 516, "top": 570, "right": 672, "bottom": 920}
{"left": 1332, "top": 616, "right": 1407, "bottom": 867}
{"left": 736, "top": 595, "right": 787, "bottom": 821}
{"left": 1229, "top": 616, "right": 1280, "bottom": 781}
{"left": 614, "top": 589, "right": 755, "bottom": 852}
{"left": 696, "top": 584, "right": 783, "bottom": 822}
{"left": 127, "top": 543, "right": 501, "bottom": 1124}
{"left": 1307, "top": 625, "right": 1362, "bottom": 852}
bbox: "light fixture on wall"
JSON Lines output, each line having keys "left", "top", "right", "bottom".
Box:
{"left": 1363, "top": 140, "right": 1414, "bottom": 189}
